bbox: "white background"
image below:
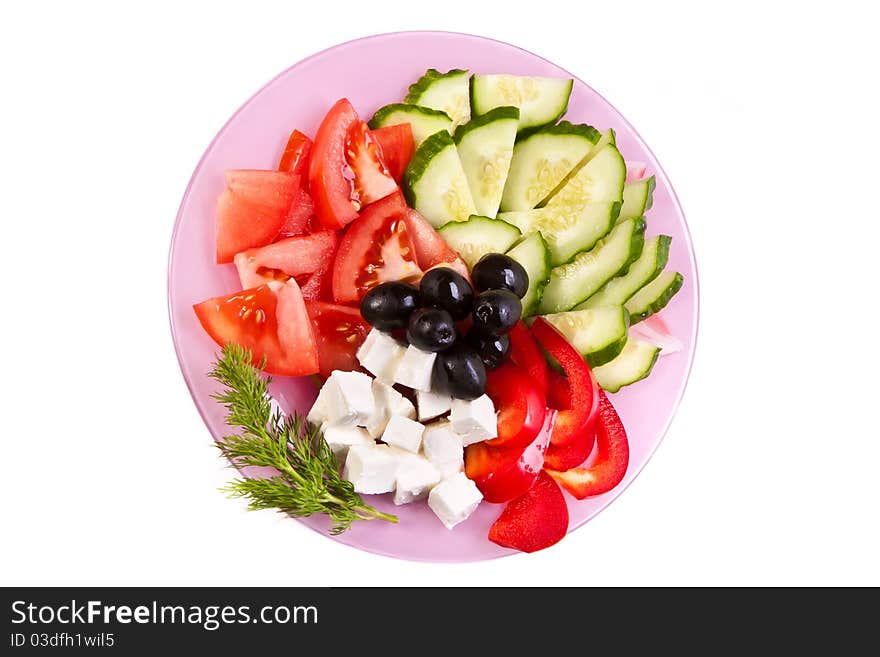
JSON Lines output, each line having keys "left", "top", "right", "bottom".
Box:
{"left": 2, "top": 1, "right": 878, "bottom": 586}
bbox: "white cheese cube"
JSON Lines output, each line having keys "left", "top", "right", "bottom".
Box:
{"left": 422, "top": 421, "right": 464, "bottom": 476}
{"left": 322, "top": 424, "right": 374, "bottom": 462}
{"left": 380, "top": 415, "right": 425, "bottom": 454}
{"left": 306, "top": 380, "right": 336, "bottom": 425}
{"left": 450, "top": 394, "right": 497, "bottom": 446}
{"left": 364, "top": 379, "right": 416, "bottom": 438}
{"left": 357, "top": 328, "right": 406, "bottom": 382}
{"left": 416, "top": 388, "right": 453, "bottom": 422}
{"left": 393, "top": 345, "right": 437, "bottom": 391}
{"left": 428, "top": 472, "right": 483, "bottom": 529}
{"left": 326, "top": 370, "right": 375, "bottom": 426}
{"left": 343, "top": 444, "right": 399, "bottom": 494}
{"left": 393, "top": 453, "right": 442, "bottom": 505}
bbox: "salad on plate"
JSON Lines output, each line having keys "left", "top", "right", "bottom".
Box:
{"left": 192, "top": 68, "right": 684, "bottom": 553}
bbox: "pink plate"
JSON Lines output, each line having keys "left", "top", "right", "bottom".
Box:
{"left": 168, "top": 31, "right": 699, "bottom": 562}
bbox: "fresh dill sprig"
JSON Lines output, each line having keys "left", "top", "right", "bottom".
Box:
{"left": 209, "top": 343, "right": 397, "bottom": 534}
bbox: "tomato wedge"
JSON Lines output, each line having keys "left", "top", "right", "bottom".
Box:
{"left": 233, "top": 231, "right": 338, "bottom": 290}
{"left": 483, "top": 364, "right": 546, "bottom": 450}
{"left": 530, "top": 318, "right": 599, "bottom": 447}
{"left": 305, "top": 301, "right": 370, "bottom": 379}
{"left": 402, "top": 208, "right": 470, "bottom": 278}
{"left": 465, "top": 411, "right": 554, "bottom": 503}
{"left": 332, "top": 192, "right": 423, "bottom": 304}
{"left": 278, "top": 129, "right": 312, "bottom": 175}
{"left": 193, "top": 280, "right": 318, "bottom": 377}
{"left": 371, "top": 123, "right": 415, "bottom": 183}
{"left": 308, "top": 99, "right": 397, "bottom": 230}
{"left": 215, "top": 189, "right": 287, "bottom": 264}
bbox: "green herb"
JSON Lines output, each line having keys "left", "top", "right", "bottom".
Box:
{"left": 209, "top": 343, "right": 398, "bottom": 534}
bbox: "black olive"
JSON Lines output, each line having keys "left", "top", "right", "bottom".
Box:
{"left": 419, "top": 267, "right": 474, "bottom": 320}
{"left": 471, "top": 289, "right": 522, "bottom": 336}
{"left": 360, "top": 282, "right": 420, "bottom": 331}
{"left": 468, "top": 331, "right": 511, "bottom": 369}
{"left": 471, "top": 253, "right": 529, "bottom": 298}
{"left": 406, "top": 307, "right": 457, "bottom": 352}
{"left": 432, "top": 343, "right": 487, "bottom": 401}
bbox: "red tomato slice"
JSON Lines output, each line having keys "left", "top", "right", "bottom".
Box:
{"left": 278, "top": 129, "right": 312, "bottom": 175}
{"left": 483, "top": 364, "right": 546, "bottom": 450}
{"left": 224, "top": 170, "right": 298, "bottom": 211}
{"left": 299, "top": 259, "right": 333, "bottom": 301}
{"left": 215, "top": 189, "right": 287, "bottom": 264}
{"left": 233, "top": 231, "right": 338, "bottom": 290}
{"left": 305, "top": 301, "right": 370, "bottom": 379}
{"left": 332, "top": 192, "right": 423, "bottom": 304}
{"left": 193, "top": 281, "right": 318, "bottom": 377}
{"left": 403, "top": 208, "right": 468, "bottom": 274}
{"left": 308, "top": 99, "right": 397, "bottom": 230}
{"left": 371, "top": 124, "right": 415, "bottom": 183}
{"left": 348, "top": 121, "right": 398, "bottom": 206}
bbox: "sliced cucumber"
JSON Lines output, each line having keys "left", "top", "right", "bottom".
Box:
{"left": 592, "top": 338, "right": 660, "bottom": 392}
{"left": 368, "top": 103, "right": 453, "bottom": 145}
{"left": 625, "top": 270, "right": 684, "bottom": 324}
{"left": 499, "top": 122, "right": 600, "bottom": 212}
{"left": 537, "top": 128, "right": 616, "bottom": 207}
{"left": 541, "top": 306, "right": 630, "bottom": 367}
{"left": 405, "top": 69, "right": 471, "bottom": 127}
{"left": 403, "top": 131, "right": 477, "bottom": 227}
{"left": 577, "top": 235, "right": 671, "bottom": 309}
{"left": 538, "top": 217, "right": 646, "bottom": 314}
{"left": 538, "top": 143, "right": 626, "bottom": 212}
{"left": 499, "top": 201, "right": 620, "bottom": 267}
{"left": 438, "top": 215, "right": 521, "bottom": 269}
{"left": 619, "top": 175, "right": 656, "bottom": 223}
{"left": 470, "top": 74, "right": 573, "bottom": 130}
{"left": 453, "top": 106, "right": 519, "bottom": 218}
{"left": 505, "top": 232, "right": 550, "bottom": 316}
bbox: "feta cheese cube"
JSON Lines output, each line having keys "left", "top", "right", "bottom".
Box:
{"left": 343, "top": 444, "right": 399, "bottom": 494}
{"left": 322, "top": 424, "right": 374, "bottom": 461}
{"left": 428, "top": 472, "right": 483, "bottom": 529}
{"left": 364, "top": 379, "right": 416, "bottom": 438}
{"left": 326, "top": 370, "right": 375, "bottom": 426}
{"left": 380, "top": 415, "right": 425, "bottom": 453}
{"left": 306, "top": 380, "right": 336, "bottom": 425}
{"left": 450, "top": 394, "right": 497, "bottom": 446}
{"left": 416, "top": 388, "right": 453, "bottom": 421}
{"left": 393, "top": 345, "right": 437, "bottom": 391}
{"left": 357, "top": 329, "right": 406, "bottom": 382}
{"left": 393, "top": 453, "right": 442, "bottom": 505}
{"left": 422, "top": 421, "right": 464, "bottom": 476}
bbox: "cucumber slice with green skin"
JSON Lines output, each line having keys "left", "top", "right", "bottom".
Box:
{"left": 368, "top": 103, "right": 453, "bottom": 145}
{"left": 405, "top": 69, "right": 471, "bottom": 127}
{"left": 538, "top": 217, "right": 647, "bottom": 314}
{"left": 538, "top": 144, "right": 626, "bottom": 213}
{"left": 499, "top": 201, "right": 620, "bottom": 267}
{"left": 470, "top": 74, "right": 573, "bottom": 130}
{"left": 537, "top": 128, "right": 616, "bottom": 207}
{"left": 500, "top": 122, "right": 601, "bottom": 212}
{"left": 577, "top": 235, "right": 671, "bottom": 309}
{"left": 403, "top": 131, "right": 477, "bottom": 227}
{"left": 592, "top": 338, "right": 660, "bottom": 392}
{"left": 541, "top": 306, "right": 630, "bottom": 367}
{"left": 505, "top": 232, "right": 551, "bottom": 316}
{"left": 437, "top": 215, "right": 522, "bottom": 269}
{"left": 453, "top": 106, "right": 519, "bottom": 218}
{"left": 619, "top": 176, "right": 656, "bottom": 223}
{"left": 625, "top": 270, "right": 684, "bottom": 324}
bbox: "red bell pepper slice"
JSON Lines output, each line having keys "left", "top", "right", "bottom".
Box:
{"left": 530, "top": 317, "right": 599, "bottom": 447}
{"left": 542, "top": 370, "right": 598, "bottom": 470}
{"left": 508, "top": 321, "right": 548, "bottom": 394}
{"left": 484, "top": 363, "right": 546, "bottom": 450}
{"left": 545, "top": 389, "right": 629, "bottom": 498}
{"left": 466, "top": 411, "right": 554, "bottom": 503}
{"left": 488, "top": 470, "right": 569, "bottom": 553}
